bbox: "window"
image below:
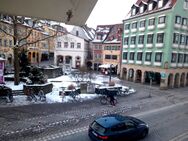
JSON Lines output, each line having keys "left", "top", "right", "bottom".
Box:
{"left": 140, "top": 20, "right": 146, "bottom": 28}
{"left": 70, "top": 42, "right": 74, "bottom": 48}
{"left": 112, "top": 55, "right": 117, "bottom": 60}
{"left": 147, "top": 34, "right": 154, "bottom": 44}
{"left": 4, "top": 39, "right": 7, "bottom": 47}
{"left": 158, "top": 16, "right": 166, "bottom": 24}
{"left": 132, "top": 8, "right": 136, "bottom": 16}
{"left": 57, "top": 42, "right": 61, "bottom": 48}
{"left": 145, "top": 52, "right": 152, "bottom": 61}
{"left": 138, "top": 35, "right": 144, "bottom": 44}
{"left": 155, "top": 52, "right": 162, "bottom": 62}
{"left": 132, "top": 22, "right": 137, "bottom": 29}
{"left": 157, "top": 33, "right": 164, "bottom": 43}
{"left": 140, "top": 6, "right": 144, "bottom": 13}
{"left": 182, "top": 18, "right": 187, "bottom": 26}
{"left": 105, "top": 55, "right": 111, "bottom": 59}
{"left": 129, "top": 52, "right": 135, "bottom": 60}
{"left": 148, "top": 18, "right": 155, "bottom": 26}
{"left": 180, "top": 35, "right": 186, "bottom": 45}
{"left": 64, "top": 42, "right": 68, "bottom": 48}
{"left": 148, "top": 3, "right": 153, "bottom": 11}
{"left": 125, "top": 24, "right": 130, "bottom": 30}
{"left": 137, "top": 52, "right": 143, "bottom": 61}
{"left": 158, "top": 0, "right": 163, "bottom": 8}
{"left": 9, "top": 40, "right": 12, "bottom": 47}
{"left": 173, "top": 33, "right": 179, "bottom": 44}
{"left": 123, "top": 52, "right": 128, "bottom": 60}
{"left": 178, "top": 53, "right": 183, "bottom": 63}
{"left": 184, "top": 54, "right": 188, "bottom": 63}
{"left": 124, "top": 37, "right": 129, "bottom": 45}
{"left": 175, "top": 16, "right": 181, "bottom": 24}
{"left": 186, "top": 36, "right": 188, "bottom": 45}
{"left": 184, "top": 0, "right": 188, "bottom": 9}
{"left": 77, "top": 43, "right": 81, "bottom": 48}
{"left": 131, "top": 36, "right": 136, "bottom": 44}
{"left": 171, "top": 53, "right": 177, "bottom": 63}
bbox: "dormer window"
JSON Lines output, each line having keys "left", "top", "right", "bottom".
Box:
{"left": 148, "top": 3, "right": 153, "bottom": 11}
{"left": 140, "top": 6, "right": 144, "bottom": 13}
{"left": 132, "top": 8, "right": 136, "bottom": 16}
{"left": 158, "top": 0, "right": 163, "bottom": 8}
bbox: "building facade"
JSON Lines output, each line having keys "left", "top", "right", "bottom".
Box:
{"left": 121, "top": 0, "right": 188, "bottom": 89}
{"left": 54, "top": 32, "right": 90, "bottom": 69}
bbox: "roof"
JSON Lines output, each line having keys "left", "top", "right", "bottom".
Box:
{"left": 125, "top": 0, "right": 177, "bottom": 20}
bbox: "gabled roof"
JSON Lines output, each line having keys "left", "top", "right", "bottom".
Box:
{"left": 125, "top": 0, "right": 177, "bottom": 20}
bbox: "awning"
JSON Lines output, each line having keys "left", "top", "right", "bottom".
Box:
{"left": 0, "top": 0, "right": 98, "bottom": 26}
{"left": 98, "top": 64, "right": 116, "bottom": 69}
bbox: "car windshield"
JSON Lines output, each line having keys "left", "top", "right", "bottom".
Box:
{"left": 91, "top": 121, "right": 106, "bottom": 134}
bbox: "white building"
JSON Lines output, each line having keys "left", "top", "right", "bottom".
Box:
{"left": 54, "top": 33, "right": 89, "bottom": 69}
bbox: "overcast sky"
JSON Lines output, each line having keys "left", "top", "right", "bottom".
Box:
{"left": 86, "top": 0, "right": 137, "bottom": 28}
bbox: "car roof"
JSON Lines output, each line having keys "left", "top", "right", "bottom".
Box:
{"left": 95, "top": 114, "right": 132, "bottom": 128}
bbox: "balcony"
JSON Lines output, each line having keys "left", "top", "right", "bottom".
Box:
{"left": 177, "top": 63, "right": 183, "bottom": 67}
{"left": 154, "top": 62, "right": 162, "bottom": 66}
{"left": 146, "top": 44, "right": 153, "bottom": 48}
{"left": 130, "top": 45, "right": 136, "bottom": 48}
{"left": 137, "top": 44, "right": 144, "bottom": 48}
{"left": 179, "top": 45, "right": 185, "bottom": 49}
{"left": 172, "top": 43, "right": 179, "bottom": 48}
{"left": 144, "top": 61, "right": 151, "bottom": 65}
{"left": 148, "top": 25, "right": 155, "bottom": 30}
{"left": 129, "top": 60, "right": 134, "bottom": 64}
{"left": 136, "top": 61, "right": 142, "bottom": 64}
{"left": 122, "top": 60, "right": 128, "bottom": 63}
{"left": 123, "top": 45, "right": 128, "bottom": 48}
{"left": 131, "top": 28, "right": 137, "bottom": 33}
{"left": 174, "top": 23, "right": 181, "bottom": 29}
{"left": 171, "top": 63, "right": 177, "bottom": 67}
{"left": 138, "top": 27, "right": 145, "bottom": 32}
{"left": 124, "top": 30, "right": 130, "bottom": 33}
{"left": 182, "top": 25, "right": 188, "bottom": 30}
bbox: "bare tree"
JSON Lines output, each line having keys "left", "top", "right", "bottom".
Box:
{"left": 0, "top": 15, "right": 60, "bottom": 85}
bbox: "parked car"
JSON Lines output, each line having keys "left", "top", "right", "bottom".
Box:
{"left": 88, "top": 114, "right": 149, "bottom": 141}
{"left": 0, "top": 85, "right": 13, "bottom": 102}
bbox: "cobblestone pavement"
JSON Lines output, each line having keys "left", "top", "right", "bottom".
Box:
{"left": 0, "top": 78, "right": 187, "bottom": 141}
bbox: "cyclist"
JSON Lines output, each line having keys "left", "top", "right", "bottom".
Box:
{"left": 108, "top": 92, "right": 116, "bottom": 106}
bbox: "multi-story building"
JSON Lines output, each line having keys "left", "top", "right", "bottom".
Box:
{"left": 54, "top": 29, "right": 90, "bottom": 69}
{"left": 121, "top": 0, "right": 188, "bottom": 89}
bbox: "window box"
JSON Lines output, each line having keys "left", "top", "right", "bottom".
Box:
{"left": 144, "top": 61, "right": 151, "bottom": 65}
{"left": 157, "top": 24, "right": 165, "bottom": 28}
{"left": 129, "top": 60, "right": 134, "bottom": 64}
{"left": 138, "top": 44, "right": 144, "bottom": 48}
{"left": 123, "top": 45, "right": 128, "bottom": 48}
{"left": 136, "top": 61, "right": 142, "bottom": 64}
{"left": 171, "top": 63, "right": 177, "bottom": 67}
{"left": 139, "top": 27, "right": 145, "bottom": 31}
{"left": 130, "top": 45, "right": 136, "bottom": 48}
{"left": 156, "top": 43, "right": 164, "bottom": 48}
{"left": 146, "top": 44, "right": 153, "bottom": 48}
{"left": 131, "top": 28, "right": 137, "bottom": 32}
{"left": 148, "top": 26, "right": 155, "bottom": 30}
{"left": 154, "top": 62, "right": 162, "bottom": 66}
{"left": 174, "top": 24, "right": 181, "bottom": 29}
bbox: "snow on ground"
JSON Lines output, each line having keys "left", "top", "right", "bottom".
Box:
{"left": 2, "top": 74, "right": 135, "bottom": 107}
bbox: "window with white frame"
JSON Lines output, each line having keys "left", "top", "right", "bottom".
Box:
{"left": 140, "top": 20, "right": 146, "bottom": 28}
{"left": 184, "top": 54, "right": 188, "bottom": 63}
{"left": 125, "top": 24, "right": 130, "bottom": 30}
{"left": 178, "top": 53, "right": 183, "bottom": 63}
{"left": 137, "top": 52, "right": 143, "bottom": 61}
{"left": 171, "top": 53, "right": 177, "bottom": 63}
{"left": 140, "top": 6, "right": 144, "bottom": 13}
{"left": 131, "top": 36, "right": 136, "bottom": 44}
{"left": 158, "top": 0, "right": 163, "bottom": 8}
{"left": 173, "top": 33, "right": 179, "bottom": 44}
{"left": 148, "top": 18, "right": 155, "bottom": 26}
{"left": 184, "top": 0, "right": 188, "bottom": 9}
{"left": 70, "top": 42, "right": 74, "bottom": 48}
{"left": 155, "top": 52, "right": 162, "bottom": 62}
{"left": 123, "top": 52, "right": 128, "bottom": 60}
{"left": 129, "top": 52, "right": 135, "bottom": 60}
{"left": 157, "top": 33, "right": 164, "bottom": 43}
{"left": 132, "top": 8, "right": 136, "bottom": 16}
{"left": 158, "top": 16, "right": 166, "bottom": 24}
{"left": 64, "top": 42, "right": 68, "bottom": 48}
{"left": 147, "top": 34, "right": 154, "bottom": 44}
{"left": 182, "top": 18, "right": 188, "bottom": 26}
{"left": 148, "top": 3, "right": 153, "bottom": 11}
{"left": 180, "top": 35, "right": 186, "bottom": 45}
{"left": 175, "top": 16, "right": 181, "bottom": 24}
{"left": 77, "top": 43, "right": 81, "bottom": 48}
{"left": 145, "top": 52, "right": 152, "bottom": 61}
{"left": 124, "top": 37, "right": 129, "bottom": 45}
{"left": 138, "top": 35, "right": 144, "bottom": 44}
{"left": 132, "top": 22, "right": 137, "bottom": 29}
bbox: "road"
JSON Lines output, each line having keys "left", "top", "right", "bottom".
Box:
{"left": 32, "top": 102, "right": 188, "bottom": 141}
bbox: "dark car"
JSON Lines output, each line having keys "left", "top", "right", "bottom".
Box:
{"left": 88, "top": 114, "right": 149, "bottom": 141}
{"left": 0, "top": 85, "right": 13, "bottom": 102}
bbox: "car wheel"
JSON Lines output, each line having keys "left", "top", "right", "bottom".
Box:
{"left": 140, "top": 129, "right": 148, "bottom": 139}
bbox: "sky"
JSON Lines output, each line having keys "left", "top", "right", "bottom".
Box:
{"left": 86, "top": 0, "right": 137, "bottom": 29}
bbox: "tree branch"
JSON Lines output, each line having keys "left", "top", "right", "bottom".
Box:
{"left": 0, "top": 25, "right": 15, "bottom": 38}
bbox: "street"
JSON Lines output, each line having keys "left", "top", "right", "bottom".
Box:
{"left": 0, "top": 81, "right": 188, "bottom": 141}
{"left": 32, "top": 102, "right": 188, "bottom": 141}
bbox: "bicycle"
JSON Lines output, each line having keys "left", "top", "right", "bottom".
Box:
{"left": 100, "top": 95, "right": 117, "bottom": 106}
